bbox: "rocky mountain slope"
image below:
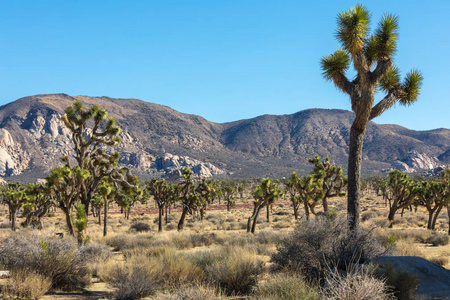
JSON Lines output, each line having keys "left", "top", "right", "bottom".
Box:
{"left": 0, "top": 94, "right": 448, "bottom": 181}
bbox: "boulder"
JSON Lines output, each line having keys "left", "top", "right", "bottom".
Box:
{"left": 371, "top": 256, "right": 450, "bottom": 299}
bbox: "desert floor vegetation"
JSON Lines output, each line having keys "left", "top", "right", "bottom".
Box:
{"left": 0, "top": 187, "right": 449, "bottom": 299}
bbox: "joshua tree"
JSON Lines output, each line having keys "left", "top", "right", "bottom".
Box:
{"left": 60, "top": 100, "right": 135, "bottom": 217}
{"left": 441, "top": 168, "right": 450, "bottom": 235}
{"left": 414, "top": 180, "right": 448, "bottom": 230}
{"left": 309, "top": 155, "right": 347, "bottom": 214}
{"left": 321, "top": 5, "right": 423, "bottom": 229}
{"left": 222, "top": 185, "right": 236, "bottom": 212}
{"left": 295, "top": 174, "right": 324, "bottom": 220}
{"left": 196, "top": 178, "right": 215, "bottom": 220}
{"left": 1, "top": 183, "right": 26, "bottom": 231}
{"left": 177, "top": 167, "right": 199, "bottom": 231}
{"left": 147, "top": 178, "right": 176, "bottom": 232}
{"left": 247, "top": 178, "right": 283, "bottom": 233}
{"left": 285, "top": 172, "right": 301, "bottom": 219}
{"left": 387, "top": 170, "right": 416, "bottom": 228}
{"left": 22, "top": 183, "right": 53, "bottom": 229}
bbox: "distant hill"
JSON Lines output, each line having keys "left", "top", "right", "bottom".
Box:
{"left": 0, "top": 94, "right": 448, "bottom": 181}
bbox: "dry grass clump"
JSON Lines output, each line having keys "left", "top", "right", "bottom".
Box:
{"left": 101, "top": 259, "right": 160, "bottom": 300}
{"left": 394, "top": 238, "right": 424, "bottom": 257}
{"left": 271, "top": 217, "right": 385, "bottom": 282}
{"left": 429, "top": 255, "right": 449, "bottom": 266}
{"left": 104, "top": 233, "right": 154, "bottom": 251}
{"left": 425, "top": 232, "right": 449, "bottom": 246}
{"left": 206, "top": 246, "right": 265, "bottom": 295}
{"left": 156, "top": 283, "right": 225, "bottom": 300}
{"left": 78, "top": 242, "right": 113, "bottom": 277}
{"left": 252, "top": 273, "right": 320, "bottom": 300}
{"left": 0, "top": 232, "right": 91, "bottom": 291}
{"left": 323, "top": 266, "right": 394, "bottom": 300}
{"left": 1, "top": 269, "right": 52, "bottom": 300}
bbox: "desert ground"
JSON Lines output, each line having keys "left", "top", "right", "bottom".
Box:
{"left": 0, "top": 189, "right": 449, "bottom": 300}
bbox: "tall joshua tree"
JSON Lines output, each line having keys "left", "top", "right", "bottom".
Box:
{"left": 321, "top": 5, "right": 423, "bottom": 229}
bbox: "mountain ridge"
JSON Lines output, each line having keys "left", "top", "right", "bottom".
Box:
{"left": 0, "top": 94, "right": 447, "bottom": 181}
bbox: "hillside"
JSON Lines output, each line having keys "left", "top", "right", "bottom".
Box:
{"left": 0, "top": 94, "right": 448, "bottom": 181}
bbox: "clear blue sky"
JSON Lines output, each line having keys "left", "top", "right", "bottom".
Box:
{"left": 1, "top": 0, "right": 448, "bottom": 130}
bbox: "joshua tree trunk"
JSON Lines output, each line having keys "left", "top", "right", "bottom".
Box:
{"left": 247, "top": 205, "right": 258, "bottom": 232}
{"left": 63, "top": 207, "right": 75, "bottom": 237}
{"left": 165, "top": 206, "right": 168, "bottom": 224}
{"left": 103, "top": 199, "right": 108, "bottom": 236}
{"left": 158, "top": 205, "right": 163, "bottom": 232}
{"left": 266, "top": 205, "right": 270, "bottom": 222}
{"left": 431, "top": 206, "right": 443, "bottom": 230}
{"left": 10, "top": 210, "right": 16, "bottom": 232}
{"left": 447, "top": 205, "right": 450, "bottom": 235}
{"left": 178, "top": 207, "right": 188, "bottom": 231}
{"left": 294, "top": 205, "right": 299, "bottom": 220}
{"left": 303, "top": 200, "right": 310, "bottom": 221}
{"left": 251, "top": 206, "right": 263, "bottom": 233}
{"left": 347, "top": 126, "right": 365, "bottom": 230}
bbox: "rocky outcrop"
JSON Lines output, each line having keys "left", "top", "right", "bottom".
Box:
{"left": 154, "top": 153, "right": 226, "bottom": 179}
{"left": 0, "top": 129, "right": 29, "bottom": 176}
{"left": 390, "top": 151, "right": 444, "bottom": 173}
{"left": 372, "top": 256, "right": 450, "bottom": 299}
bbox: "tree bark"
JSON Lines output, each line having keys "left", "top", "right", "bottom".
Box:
{"left": 303, "top": 200, "right": 310, "bottom": 221}
{"left": 447, "top": 205, "right": 450, "bottom": 236}
{"left": 63, "top": 207, "right": 75, "bottom": 237}
{"left": 158, "top": 206, "right": 163, "bottom": 232}
{"left": 347, "top": 125, "right": 365, "bottom": 230}
{"left": 431, "top": 206, "right": 443, "bottom": 230}
{"left": 266, "top": 205, "right": 270, "bottom": 222}
{"left": 247, "top": 205, "right": 258, "bottom": 232}
{"left": 251, "top": 206, "right": 263, "bottom": 233}
{"left": 178, "top": 207, "right": 188, "bottom": 231}
{"left": 10, "top": 210, "right": 16, "bottom": 232}
{"left": 103, "top": 199, "right": 108, "bottom": 236}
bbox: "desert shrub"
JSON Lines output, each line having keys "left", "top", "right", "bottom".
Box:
{"left": 252, "top": 273, "right": 320, "bottom": 300}
{"left": 256, "top": 230, "right": 285, "bottom": 245}
{"left": 206, "top": 212, "right": 226, "bottom": 225}
{"left": 152, "top": 248, "right": 204, "bottom": 287}
{"left": 1, "top": 270, "right": 52, "bottom": 300}
{"left": 105, "top": 234, "right": 154, "bottom": 251}
{"left": 323, "top": 266, "right": 394, "bottom": 300}
{"left": 387, "top": 229, "right": 429, "bottom": 243}
{"left": 394, "top": 238, "right": 424, "bottom": 257}
{"left": 0, "top": 233, "right": 91, "bottom": 291}
{"left": 271, "top": 217, "right": 385, "bottom": 282}
{"left": 375, "top": 263, "right": 419, "bottom": 300}
{"left": 130, "top": 221, "right": 151, "bottom": 232}
{"left": 157, "top": 283, "right": 225, "bottom": 300}
{"left": 102, "top": 261, "right": 159, "bottom": 300}
{"left": 0, "top": 221, "right": 10, "bottom": 229}
{"left": 207, "top": 246, "right": 265, "bottom": 295}
{"left": 429, "top": 256, "right": 449, "bottom": 266}
{"left": 361, "top": 211, "right": 378, "bottom": 222}
{"left": 426, "top": 232, "right": 449, "bottom": 246}
{"left": 79, "top": 242, "right": 113, "bottom": 276}
{"left": 166, "top": 223, "right": 177, "bottom": 230}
